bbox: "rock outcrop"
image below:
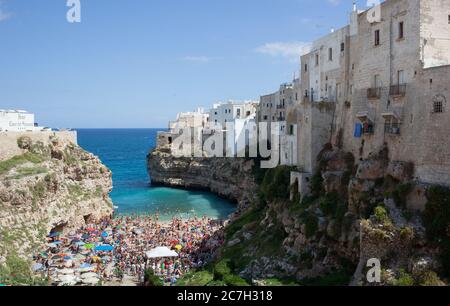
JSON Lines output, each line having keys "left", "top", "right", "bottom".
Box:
{"left": 147, "top": 148, "right": 258, "bottom": 213}
{"left": 0, "top": 134, "right": 113, "bottom": 263}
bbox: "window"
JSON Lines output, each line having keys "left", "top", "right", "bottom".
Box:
{"left": 375, "top": 30, "right": 380, "bottom": 46}
{"left": 433, "top": 95, "right": 446, "bottom": 113}
{"left": 398, "top": 22, "right": 404, "bottom": 39}
{"left": 289, "top": 125, "right": 294, "bottom": 135}
{"left": 263, "top": 115, "right": 268, "bottom": 120}
{"left": 305, "top": 64, "right": 308, "bottom": 72}
{"left": 341, "top": 42, "right": 345, "bottom": 52}
{"left": 434, "top": 100, "right": 443, "bottom": 113}
{"left": 315, "top": 54, "right": 319, "bottom": 66}
{"left": 448, "top": 15, "right": 450, "bottom": 24}
{"left": 328, "top": 48, "right": 333, "bottom": 61}
{"left": 373, "top": 74, "right": 380, "bottom": 88}
{"left": 237, "top": 109, "right": 241, "bottom": 117}
{"left": 397, "top": 70, "right": 405, "bottom": 85}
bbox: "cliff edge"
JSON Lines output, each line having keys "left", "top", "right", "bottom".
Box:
{"left": 0, "top": 133, "right": 113, "bottom": 275}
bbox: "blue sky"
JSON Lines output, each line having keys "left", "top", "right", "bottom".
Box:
{"left": 0, "top": 0, "right": 369, "bottom": 128}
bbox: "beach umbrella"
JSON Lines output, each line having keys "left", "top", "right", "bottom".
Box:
{"left": 174, "top": 245, "right": 182, "bottom": 251}
{"left": 58, "top": 268, "right": 75, "bottom": 275}
{"left": 84, "top": 244, "right": 95, "bottom": 249}
{"left": 47, "top": 243, "right": 58, "bottom": 248}
{"left": 80, "top": 263, "right": 91, "bottom": 268}
{"left": 82, "top": 277, "right": 99, "bottom": 285}
{"left": 81, "top": 272, "right": 98, "bottom": 279}
{"left": 75, "top": 241, "right": 85, "bottom": 247}
{"left": 86, "top": 228, "right": 96, "bottom": 232}
{"left": 48, "top": 232, "right": 60, "bottom": 238}
{"left": 79, "top": 267, "right": 95, "bottom": 273}
{"left": 95, "top": 245, "right": 113, "bottom": 252}
{"left": 81, "top": 234, "right": 90, "bottom": 239}
{"left": 101, "top": 232, "right": 108, "bottom": 238}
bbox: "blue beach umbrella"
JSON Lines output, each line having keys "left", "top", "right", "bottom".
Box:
{"left": 48, "top": 232, "right": 60, "bottom": 238}
{"left": 95, "top": 245, "right": 114, "bottom": 252}
{"left": 101, "top": 232, "right": 108, "bottom": 238}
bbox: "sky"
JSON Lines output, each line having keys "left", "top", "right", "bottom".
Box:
{"left": 0, "top": 0, "right": 370, "bottom": 128}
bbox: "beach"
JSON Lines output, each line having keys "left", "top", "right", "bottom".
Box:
{"left": 32, "top": 214, "right": 226, "bottom": 286}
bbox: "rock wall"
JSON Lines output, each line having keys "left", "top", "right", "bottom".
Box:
{"left": 147, "top": 147, "right": 258, "bottom": 214}
{"left": 0, "top": 134, "right": 113, "bottom": 263}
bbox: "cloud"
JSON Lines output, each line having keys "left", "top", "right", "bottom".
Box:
{"left": 328, "top": 0, "right": 341, "bottom": 5}
{"left": 182, "top": 56, "right": 212, "bottom": 63}
{"left": 0, "top": 1, "right": 11, "bottom": 22}
{"left": 255, "top": 41, "right": 312, "bottom": 62}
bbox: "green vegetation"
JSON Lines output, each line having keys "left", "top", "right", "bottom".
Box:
{"left": 177, "top": 271, "right": 214, "bottom": 286}
{"left": 389, "top": 269, "right": 414, "bottom": 286}
{"left": 374, "top": 205, "right": 392, "bottom": 226}
{"left": 259, "top": 166, "right": 293, "bottom": 202}
{"left": 301, "top": 211, "right": 319, "bottom": 238}
{"left": 392, "top": 182, "right": 413, "bottom": 208}
{"left": 423, "top": 185, "right": 450, "bottom": 277}
{"left": 0, "top": 254, "right": 46, "bottom": 286}
{"left": 0, "top": 153, "right": 45, "bottom": 175}
{"left": 12, "top": 167, "right": 48, "bottom": 179}
{"left": 143, "top": 268, "right": 163, "bottom": 286}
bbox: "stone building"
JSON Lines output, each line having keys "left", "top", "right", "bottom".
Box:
{"left": 290, "top": 0, "right": 450, "bottom": 196}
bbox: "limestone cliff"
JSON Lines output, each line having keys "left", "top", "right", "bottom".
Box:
{"left": 148, "top": 143, "right": 446, "bottom": 286}
{"left": 0, "top": 134, "right": 114, "bottom": 265}
{"left": 147, "top": 147, "right": 258, "bottom": 213}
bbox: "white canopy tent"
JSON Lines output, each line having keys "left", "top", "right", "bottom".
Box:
{"left": 145, "top": 247, "right": 179, "bottom": 259}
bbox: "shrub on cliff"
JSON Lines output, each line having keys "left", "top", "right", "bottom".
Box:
{"left": 143, "top": 268, "right": 163, "bottom": 286}
{"left": 301, "top": 211, "right": 319, "bottom": 238}
{"left": 259, "top": 166, "right": 293, "bottom": 201}
{"left": 423, "top": 185, "right": 450, "bottom": 277}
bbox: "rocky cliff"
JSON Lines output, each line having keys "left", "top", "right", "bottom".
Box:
{"left": 147, "top": 147, "right": 258, "bottom": 213}
{"left": 150, "top": 143, "right": 447, "bottom": 286}
{"left": 0, "top": 134, "right": 114, "bottom": 267}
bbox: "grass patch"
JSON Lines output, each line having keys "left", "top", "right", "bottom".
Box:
{"left": 12, "top": 167, "right": 48, "bottom": 179}
{"left": 0, "top": 153, "right": 45, "bottom": 175}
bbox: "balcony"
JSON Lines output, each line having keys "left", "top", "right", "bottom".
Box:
{"left": 384, "top": 122, "right": 401, "bottom": 135}
{"left": 276, "top": 105, "right": 285, "bottom": 109}
{"left": 277, "top": 116, "right": 286, "bottom": 121}
{"left": 367, "top": 87, "right": 381, "bottom": 99}
{"left": 389, "top": 84, "right": 406, "bottom": 97}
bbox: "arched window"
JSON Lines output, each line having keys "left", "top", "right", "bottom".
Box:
{"left": 433, "top": 94, "right": 446, "bottom": 113}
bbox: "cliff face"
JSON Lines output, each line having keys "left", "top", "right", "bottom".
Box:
{"left": 0, "top": 134, "right": 113, "bottom": 263}
{"left": 147, "top": 148, "right": 258, "bottom": 213}
{"left": 148, "top": 142, "right": 446, "bottom": 286}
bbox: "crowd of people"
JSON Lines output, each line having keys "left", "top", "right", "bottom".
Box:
{"left": 32, "top": 213, "right": 225, "bottom": 286}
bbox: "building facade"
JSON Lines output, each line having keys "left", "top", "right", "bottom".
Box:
{"left": 290, "top": 0, "right": 450, "bottom": 193}
{"left": 0, "top": 110, "right": 44, "bottom": 132}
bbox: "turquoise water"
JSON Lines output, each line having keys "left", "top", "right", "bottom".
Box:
{"left": 76, "top": 129, "right": 236, "bottom": 220}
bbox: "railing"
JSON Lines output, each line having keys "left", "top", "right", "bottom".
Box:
{"left": 277, "top": 117, "right": 286, "bottom": 121}
{"left": 384, "top": 122, "right": 401, "bottom": 135}
{"left": 389, "top": 84, "right": 406, "bottom": 96}
{"left": 276, "top": 105, "right": 285, "bottom": 109}
{"left": 367, "top": 87, "right": 381, "bottom": 99}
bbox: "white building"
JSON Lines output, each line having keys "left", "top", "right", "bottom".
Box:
{"left": 169, "top": 108, "right": 209, "bottom": 132}
{"left": 208, "top": 100, "right": 258, "bottom": 130}
{"left": 0, "top": 110, "right": 43, "bottom": 132}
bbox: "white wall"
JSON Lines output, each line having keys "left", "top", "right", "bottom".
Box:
{"left": 0, "top": 111, "right": 36, "bottom": 132}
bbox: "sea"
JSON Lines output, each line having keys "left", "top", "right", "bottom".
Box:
{"left": 76, "top": 129, "right": 236, "bottom": 221}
